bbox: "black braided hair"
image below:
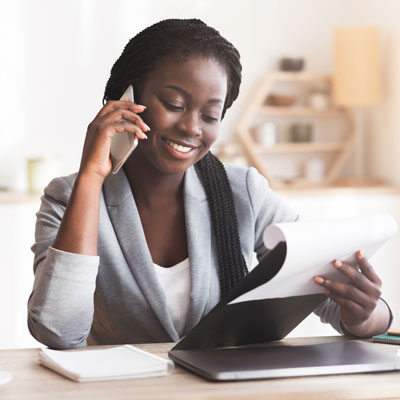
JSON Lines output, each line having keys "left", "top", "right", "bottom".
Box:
{"left": 103, "top": 19, "right": 241, "bottom": 118}
{"left": 104, "top": 19, "right": 247, "bottom": 297}
{"left": 194, "top": 153, "right": 248, "bottom": 297}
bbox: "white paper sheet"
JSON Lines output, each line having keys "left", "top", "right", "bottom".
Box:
{"left": 230, "top": 214, "right": 397, "bottom": 304}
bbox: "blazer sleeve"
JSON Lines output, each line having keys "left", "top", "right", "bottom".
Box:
{"left": 28, "top": 176, "right": 100, "bottom": 349}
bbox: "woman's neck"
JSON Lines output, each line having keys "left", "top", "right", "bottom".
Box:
{"left": 123, "top": 152, "right": 185, "bottom": 208}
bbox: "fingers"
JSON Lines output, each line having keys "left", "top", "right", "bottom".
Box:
{"left": 313, "top": 251, "right": 382, "bottom": 309}
{"left": 101, "top": 107, "right": 150, "bottom": 134}
{"left": 331, "top": 258, "right": 381, "bottom": 298}
{"left": 110, "top": 120, "right": 148, "bottom": 140}
{"left": 95, "top": 99, "right": 147, "bottom": 121}
{"left": 324, "top": 292, "right": 370, "bottom": 322}
{"left": 314, "top": 275, "right": 375, "bottom": 308}
{"left": 314, "top": 252, "right": 384, "bottom": 331}
{"left": 356, "top": 250, "right": 382, "bottom": 286}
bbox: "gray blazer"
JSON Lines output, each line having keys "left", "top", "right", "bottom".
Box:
{"left": 28, "top": 164, "right": 342, "bottom": 349}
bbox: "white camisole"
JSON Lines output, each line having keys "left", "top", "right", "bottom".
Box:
{"left": 153, "top": 258, "right": 191, "bottom": 337}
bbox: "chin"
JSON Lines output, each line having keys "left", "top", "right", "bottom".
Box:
{"left": 154, "top": 153, "right": 204, "bottom": 176}
{"left": 157, "top": 162, "right": 193, "bottom": 176}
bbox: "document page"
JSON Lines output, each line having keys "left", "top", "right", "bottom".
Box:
{"left": 230, "top": 214, "right": 397, "bottom": 304}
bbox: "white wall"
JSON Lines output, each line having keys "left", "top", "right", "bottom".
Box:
{"left": 363, "top": 0, "right": 400, "bottom": 184}
{"left": 0, "top": 200, "right": 42, "bottom": 349}
{"left": 4, "top": 0, "right": 399, "bottom": 190}
{"left": 1, "top": 0, "right": 400, "bottom": 347}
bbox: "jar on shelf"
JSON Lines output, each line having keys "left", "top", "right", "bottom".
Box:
{"left": 27, "top": 157, "right": 58, "bottom": 195}
{"left": 256, "top": 122, "right": 277, "bottom": 147}
{"left": 289, "top": 123, "right": 313, "bottom": 142}
{"left": 303, "top": 157, "right": 325, "bottom": 181}
{"left": 308, "top": 82, "right": 330, "bottom": 110}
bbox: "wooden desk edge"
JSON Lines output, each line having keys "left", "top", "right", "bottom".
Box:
{"left": 1, "top": 337, "right": 399, "bottom": 400}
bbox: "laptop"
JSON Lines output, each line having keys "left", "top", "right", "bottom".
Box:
{"left": 168, "top": 243, "right": 400, "bottom": 381}
{"left": 169, "top": 341, "right": 400, "bottom": 381}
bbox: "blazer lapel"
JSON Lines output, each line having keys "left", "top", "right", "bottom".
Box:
{"left": 102, "top": 169, "right": 179, "bottom": 341}
{"left": 182, "top": 167, "right": 215, "bottom": 334}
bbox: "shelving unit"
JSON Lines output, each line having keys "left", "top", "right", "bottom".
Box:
{"left": 236, "top": 71, "right": 355, "bottom": 189}
{"left": 260, "top": 106, "right": 344, "bottom": 117}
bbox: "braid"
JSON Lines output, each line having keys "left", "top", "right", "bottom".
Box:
{"left": 104, "top": 19, "right": 246, "bottom": 297}
{"left": 195, "top": 152, "right": 248, "bottom": 297}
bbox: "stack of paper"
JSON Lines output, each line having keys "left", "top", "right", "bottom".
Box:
{"left": 39, "top": 345, "right": 174, "bottom": 382}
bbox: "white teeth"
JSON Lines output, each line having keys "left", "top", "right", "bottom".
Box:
{"left": 165, "top": 139, "right": 192, "bottom": 153}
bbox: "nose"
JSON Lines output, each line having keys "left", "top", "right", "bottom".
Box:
{"left": 176, "top": 111, "right": 202, "bottom": 137}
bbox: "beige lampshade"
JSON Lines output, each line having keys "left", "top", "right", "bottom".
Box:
{"left": 333, "top": 27, "right": 381, "bottom": 106}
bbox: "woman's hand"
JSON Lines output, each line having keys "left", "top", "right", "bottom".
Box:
{"left": 79, "top": 99, "right": 150, "bottom": 180}
{"left": 314, "top": 251, "right": 391, "bottom": 337}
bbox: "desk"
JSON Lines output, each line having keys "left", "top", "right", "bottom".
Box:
{"left": 0, "top": 336, "right": 399, "bottom": 400}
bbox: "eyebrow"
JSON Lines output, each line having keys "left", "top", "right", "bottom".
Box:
{"left": 164, "top": 84, "right": 224, "bottom": 105}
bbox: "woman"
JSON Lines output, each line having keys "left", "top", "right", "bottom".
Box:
{"left": 28, "top": 19, "right": 391, "bottom": 349}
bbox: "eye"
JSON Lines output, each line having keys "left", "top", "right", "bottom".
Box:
{"left": 163, "top": 102, "right": 184, "bottom": 112}
{"left": 202, "top": 114, "right": 220, "bottom": 123}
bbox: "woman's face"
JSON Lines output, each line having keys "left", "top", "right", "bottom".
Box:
{"left": 134, "top": 54, "right": 228, "bottom": 176}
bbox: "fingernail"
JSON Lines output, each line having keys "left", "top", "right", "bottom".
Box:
{"left": 133, "top": 105, "right": 146, "bottom": 112}
{"left": 144, "top": 123, "right": 151, "bottom": 131}
{"left": 357, "top": 250, "right": 364, "bottom": 259}
{"left": 333, "top": 259, "right": 342, "bottom": 268}
{"left": 314, "top": 276, "right": 324, "bottom": 285}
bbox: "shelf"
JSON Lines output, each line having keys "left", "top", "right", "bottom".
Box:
{"left": 267, "top": 177, "right": 388, "bottom": 191}
{"left": 266, "top": 71, "right": 330, "bottom": 83}
{"left": 276, "top": 180, "right": 399, "bottom": 195}
{"left": 235, "top": 71, "right": 355, "bottom": 189}
{"left": 260, "top": 106, "right": 343, "bottom": 117}
{"left": 0, "top": 191, "right": 41, "bottom": 204}
{"left": 269, "top": 179, "right": 330, "bottom": 190}
{"left": 255, "top": 142, "right": 345, "bottom": 154}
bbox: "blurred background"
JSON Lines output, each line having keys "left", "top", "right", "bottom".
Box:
{"left": 1, "top": 0, "right": 399, "bottom": 348}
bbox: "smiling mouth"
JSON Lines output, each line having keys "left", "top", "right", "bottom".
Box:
{"left": 164, "top": 138, "right": 194, "bottom": 153}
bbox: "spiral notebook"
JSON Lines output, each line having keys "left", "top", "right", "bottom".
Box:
{"left": 39, "top": 345, "right": 174, "bottom": 382}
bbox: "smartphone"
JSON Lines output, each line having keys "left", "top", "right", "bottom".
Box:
{"left": 110, "top": 85, "right": 138, "bottom": 174}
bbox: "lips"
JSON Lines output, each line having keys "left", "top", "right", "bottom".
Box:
{"left": 161, "top": 137, "right": 200, "bottom": 160}
{"left": 164, "top": 138, "right": 193, "bottom": 153}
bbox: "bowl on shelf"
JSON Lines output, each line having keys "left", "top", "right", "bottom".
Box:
{"left": 266, "top": 94, "right": 297, "bottom": 107}
{"left": 279, "top": 57, "right": 304, "bottom": 71}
